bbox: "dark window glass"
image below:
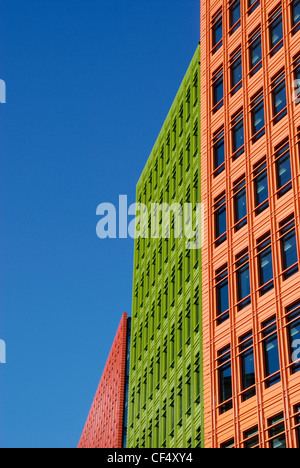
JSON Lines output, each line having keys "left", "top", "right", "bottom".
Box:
{"left": 218, "top": 346, "right": 233, "bottom": 414}
{"left": 212, "top": 11, "right": 223, "bottom": 53}
{"left": 254, "top": 159, "right": 269, "bottom": 214}
{"left": 294, "top": 405, "right": 300, "bottom": 448}
{"left": 262, "top": 317, "right": 281, "bottom": 388}
{"left": 229, "top": 0, "right": 241, "bottom": 34}
{"left": 286, "top": 301, "right": 300, "bottom": 374}
{"left": 268, "top": 414, "right": 286, "bottom": 449}
{"left": 275, "top": 141, "right": 292, "bottom": 197}
{"left": 216, "top": 265, "right": 229, "bottom": 325}
{"left": 248, "top": 0, "right": 260, "bottom": 14}
{"left": 291, "top": 0, "right": 300, "bottom": 34}
{"left": 239, "top": 333, "right": 256, "bottom": 401}
{"left": 236, "top": 250, "right": 251, "bottom": 310}
{"left": 249, "top": 29, "right": 262, "bottom": 75}
{"left": 251, "top": 91, "right": 265, "bottom": 141}
{"left": 257, "top": 232, "right": 274, "bottom": 295}
{"left": 269, "top": 7, "right": 283, "bottom": 55}
{"left": 212, "top": 68, "right": 224, "bottom": 112}
{"left": 213, "top": 128, "right": 225, "bottom": 175}
{"left": 215, "top": 194, "right": 227, "bottom": 246}
{"left": 232, "top": 110, "right": 244, "bottom": 159}
{"left": 293, "top": 54, "right": 300, "bottom": 104}
{"left": 221, "top": 439, "right": 235, "bottom": 448}
{"left": 230, "top": 49, "right": 242, "bottom": 94}
{"left": 234, "top": 177, "right": 247, "bottom": 231}
{"left": 280, "top": 216, "right": 299, "bottom": 279}
{"left": 243, "top": 427, "right": 259, "bottom": 448}
{"left": 272, "top": 71, "right": 287, "bottom": 123}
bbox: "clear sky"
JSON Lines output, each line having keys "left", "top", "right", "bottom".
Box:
{"left": 0, "top": 0, "right": 200, "bottom": 448}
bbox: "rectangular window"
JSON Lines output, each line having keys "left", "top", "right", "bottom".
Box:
{"left": 262, "top": 317, "right": 281, "bottom": 388}
{"left": 221, "top": 439, "right": 235, "bottom": 448}
{"left": 253, "top": 158, "right": 269, "bottom": 214}
{"left": 291, "top": 0, "right": 300, "bottom": 34}
{"left": 248, "top": 0, "right": 260, "bottom": 14}
{"left": 218, "top": 346, "right": 233, "bottom": 414}
{"left": 271, "top": 70, "right": 287, "bottom": 123}
{"left": 257, "top": 232, "right": 274, "bottom": 295}
{"left": 216, "top": 265, "right": 229, "bottom": 325}
{"left": 275, "top": 140, "right": 292, "bottom": 197}
{"left": 249, "top": 29, "right": 262, "bottom": 76}
{"left": 214, "top": 193, "right": 227, "bottom": 246}
{"left": 236, "top": 249, "right": 251, "bottom": 310}
{"left": 267, "top": 414, "right": 286, "bottom": 449}
{"left": 251, "top": 90, "right": 265, "bottom": 142}
{"left": 293, "top": 53, "right": 300, "bottom": 105}
{"left": 212, "top": 10, "right": 223, "bottom": 53}
{"left": 286, "top": 300, "right": 300, "bottom": 374}
{"left": 294, "top": 405, "right": 300, "bottom": 447}
{"left": 231, "top": 109, "right": 244, "bottom": 159}
{"left": 212, "top": 67, "right": 224, "bottom": 113}
{"left": 239, "top": 332, "right": 256, "bottom": 401}
{"left": 213, "top": 127, "right": 225, "bottom": 176}
{"left": 233, "top": 176, "right": 247, "bottom": 231}
{"left": 243, "top": 427, "right": 259, "bottom": 448}
{"left": 280, "top": 215, "right": 299, "bottom": 279}
{"left": 229, "top": 0, "right": 241, "bottom": 34}
{"left": 269, "top": 6, "right": 283, "bottom": 56}
{"left": 230, "top": 48, "right": 242, "bottom": 95}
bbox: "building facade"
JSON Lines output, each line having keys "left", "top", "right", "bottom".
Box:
{"left": 201, "top": 0, "right": 300, "bottom": 448}
{"left": 78, "top": 313, "right": 131, "bottom": 448}
{"left": 127, "top": 46, "right": 203, "bottom": 449}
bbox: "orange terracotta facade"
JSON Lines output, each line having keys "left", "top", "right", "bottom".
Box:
{"left": 201, "top": 0, "right": 300, "bottom": 448}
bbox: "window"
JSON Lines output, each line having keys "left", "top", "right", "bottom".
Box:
{"left": 248, "top": 0, "right": 260, "bottom": 14}
{"left": 293, "top": 405, "right": 300, "bottom": 447}
{"left": 212, "top": 67, "right": 224, "bottom": 113}
{"left": 253, "top": 158, "right": 269, "bottom": 214}
{"left": 269, "top": 6, "right": 283, "bottom": 56}
{"left": 229, "top": 0, "right": 241, "bottom": 34}
{"left": 216, "top": 265, "right": 229, "bottom": 325}
{"left": 230, "top": 48, "right": 242, "bottom": 95}
{"left": 271, "top": 70, "right": 287, "bottom": 123}
{"left": 251, "top": 90, "right": 265, "bottom": 142}
{"left": 275, "top": 140, "right": 292, "bottom": 197}
{"left": 267, "top": 414, "right": 286, "bottom": 449}
{"left": 286, "top": 301, "right": 300, "bottom": 374}
{"left": 257, "top": 232, "right": 274, "bottom": 295}
{"left": 236, "top": 249, "right": 251, "bottom": 310}
{"left": 213, "top": 127, "right": 225, "bottom": 176}
{"left": 212, "top": 10, "right": 223, "bottom": 53}
{"left": 231, "top": 109, "right": 244, "bottom": 159}
{"left": 249, "top": 29, "right": 262, "bottom": 76}
{"left": 239, "top": 332, "right": 256, "bottom": 401}
{"left": 243, "top": 427, "right": 259, "bottom": 448}
{"left": 293, "top": 53, "right": 300, "bottom": 104}
{"left": 280, "top": 215, "right": 299, "bottom": 279}
{"left": 214, "top": 193, "right": 227, "bottom": 246}
{"left": 262, "top": 317, "right": 281, "bottom": 388}
{"left": 221, "top": 439, "right": 235, "bottom": 448}
{"left": 218, "top": 346, "right": 233, "bottom": 414}
{"left": 291, "top": 0, "right": 300, "bottom": 34}
{"left": 233, "top": 177, "right": 247, "bottom": 231}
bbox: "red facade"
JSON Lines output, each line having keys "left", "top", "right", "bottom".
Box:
{"left": 78, "top": 313, "right": 128, "bottom": 448}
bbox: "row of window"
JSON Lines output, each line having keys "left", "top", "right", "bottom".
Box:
{"left": 218, "top": 300, "right": 300, "bottom": 419}
{"left": 222, "top": 407, "right": 300, "bottom": 448}
{"left": 212, "top": 0, "right": 300, "bottom": 55}
{"left": 216, "top": 214, "right": 298, "bottom": 324}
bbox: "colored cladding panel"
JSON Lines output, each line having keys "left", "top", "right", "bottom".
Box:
{"left": 201, "top": 0, "right": 300, "bottom": 448}
{"left": 127, "top": 46, "right": 203, "bottom": 449}
{"left": 78, "top": 313, "right": 128, "bottom": 449}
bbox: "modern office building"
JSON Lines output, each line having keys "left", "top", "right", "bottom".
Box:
{"left": 78, "top": 313, "right": 131, "bottom": 448}
{"left": 127, "top": 46, "right": 203, "bottom": 449}
{"left": 201, "top": 0, "right": 300, "bottom": 448}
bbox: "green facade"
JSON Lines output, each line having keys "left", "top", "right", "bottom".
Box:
{"left": 127, "top": 46, "right": 203, "bottom": 449}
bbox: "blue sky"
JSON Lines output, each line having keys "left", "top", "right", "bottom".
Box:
{"left": 0, "top": 0, "right": 199, "bottom": 448}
